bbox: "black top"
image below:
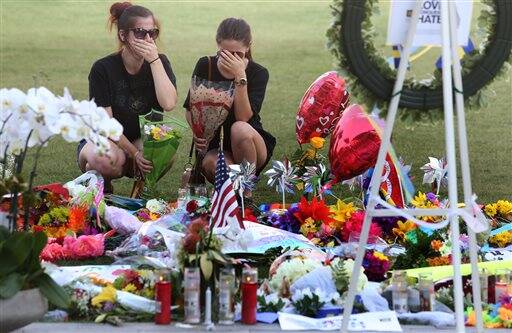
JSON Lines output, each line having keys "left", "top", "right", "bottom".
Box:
{"left": 89, "top": 52, "right": 177, "bottom": 142}
{"left": 183, "top": 56, "right": 276, "bottom": 160}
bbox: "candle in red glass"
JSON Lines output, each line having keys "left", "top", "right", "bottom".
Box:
{"left": 155, "top": 271, "right": 171, "bottom": 325}
{"left": 241, "top": 267, "right": 258, "bottom": 325}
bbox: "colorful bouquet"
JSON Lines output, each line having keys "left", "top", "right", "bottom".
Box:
{"left": 362, "top": 250, "right": 391, "bottom": 281}
{"left": 112, "top": 269, "right": 157, "bottom": 299}
{"left": 293, "top": 197, "right": 337, "bottom": 246}
{"left": 188, "top": 76, "right": 235, "bottom": 148}
{"left": 139, "top": 110, "right": 186, "bottom": 197}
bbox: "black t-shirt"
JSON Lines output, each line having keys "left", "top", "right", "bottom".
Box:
{"left": 183, "top": 56, "right": 276, "bottom": 158}
{"left": 89, "top": 52, "right": 177, "bottom": 141}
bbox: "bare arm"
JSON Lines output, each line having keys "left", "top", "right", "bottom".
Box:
{"left": 150, "top": 57, "right": 177, "bottom": 111}
{"left": 105, "top": 106, "right": 152, "bottom": 173}
{"left": 132, "top": 39, "right": 177, "bottom": 111}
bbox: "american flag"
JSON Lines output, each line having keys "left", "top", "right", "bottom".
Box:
{"left": 210, "top": 150, "right": 244, "bottom": 229}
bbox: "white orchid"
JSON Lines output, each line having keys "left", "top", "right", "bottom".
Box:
{"left": 0, "top": 87, "right": 123, "bottom": 158}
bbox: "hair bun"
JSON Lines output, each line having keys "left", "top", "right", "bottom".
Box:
{"left": 109, "top": 2, "right": 132, "bottom": 22}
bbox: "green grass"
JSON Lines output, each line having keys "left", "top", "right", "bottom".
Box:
{"left": 1, "top": 0, "right": 510, "bottom": 203}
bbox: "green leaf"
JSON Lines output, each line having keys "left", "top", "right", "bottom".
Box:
{"left": 26, "top": 231, "right": 47, "bottom": 274}
{"left": 208, "top": 250, "right": 227, "bottom": 264}
{"left": 95, "top": 314, "right": 107, "bottom": 323}
{"left": 200, "top": 254, "right": 213, "bottom": 281}
{"left": 0, "top": 272, "right": 25, "bottom": 299}
{"left": 0, "top": 232, "right": 34, "bottom": 275}
{"left": 35, "top": 273, "right": 70, "bottom": 309}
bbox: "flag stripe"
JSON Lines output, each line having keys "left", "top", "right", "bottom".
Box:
{"left": 210, "top": 150, "right": 244, "bottom": 229}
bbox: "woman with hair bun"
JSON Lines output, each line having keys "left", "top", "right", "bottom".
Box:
{"left": 78, "top": 2, "right": 177, "bottom": 193}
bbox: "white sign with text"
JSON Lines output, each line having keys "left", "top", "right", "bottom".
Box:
{"left": 387, "top": 0, "right": 473, "bottom": 46}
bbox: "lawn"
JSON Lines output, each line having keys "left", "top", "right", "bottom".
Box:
{"left": 1, "top": 0, "right": 510, "bottom": 203}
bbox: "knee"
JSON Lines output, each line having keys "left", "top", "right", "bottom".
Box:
{"left": 230, "top": 121, "right": 253, "bottom": 143}
{"left": 88, "top": 153, "right": 125, "bottom": 179}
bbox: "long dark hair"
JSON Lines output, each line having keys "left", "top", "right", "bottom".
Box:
{"left": 108, "top": 2, "right": 160, "bottom": 49}
{"left": 216, "top": 18, "right": 253, "bottom": 60}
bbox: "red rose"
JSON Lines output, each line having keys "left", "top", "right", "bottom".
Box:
{"left": 186, "top": 200, "right": 199, "bottom": 213}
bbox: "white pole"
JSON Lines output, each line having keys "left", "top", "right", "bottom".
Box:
{"left": 448, "top": 2, "right": 484, "bottom": 332}
{"left": 339, "top": 1, "right": 423, "bottom": 332}
{"left": 440, "top": 1, "right": 465, "bottom": 332}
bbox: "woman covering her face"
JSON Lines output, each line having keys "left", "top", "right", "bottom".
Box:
{"left": 184, "top": 18, "right": 276, "bottom": 184}
{"left": 78, "top": 2, "right": 177, "bottom": 193}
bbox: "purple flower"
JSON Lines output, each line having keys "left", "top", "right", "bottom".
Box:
{"left": 102, "top": 301, "right": 115, "bottom": 312}
{"left": 83, "top": 225, "right": 99, "bottom": 235}
{"left": 426, "top": 192, "right": 437, "bottom": 203}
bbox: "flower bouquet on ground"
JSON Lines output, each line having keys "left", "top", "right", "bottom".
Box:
{"left": 138, "top": 110, "right": 187, "bottom": 198}
{"left": 188, "top": 76, "right": 235, "bottom": 184}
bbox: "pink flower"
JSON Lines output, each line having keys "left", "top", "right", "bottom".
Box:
{"left": 40, "top": 242, "right": 67, "bottom": 262}
{"left": 62, "top": 234, "right": 105, "bottom": 259}
{"left": 70, "top": 234, "right": 105, "bottom": 259}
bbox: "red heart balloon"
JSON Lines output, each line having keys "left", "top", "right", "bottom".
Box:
{"left": 329, "top": 104, "right": 381, "bottom": 182}
{"left": 296, "top": 72, "right": 349, "bottom": 144}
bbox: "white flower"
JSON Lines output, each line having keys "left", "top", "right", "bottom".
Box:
{"left": 146, "top": 199, "right": 167, "bottom": 214}
{"left": 265, "top": 292, "right": 280, "bottom": 305}
{"left": 1, "top": 88, "right": 26, "bottom": 121}
{"left": 25, "top": 87, "right": 59, "bottom": 126}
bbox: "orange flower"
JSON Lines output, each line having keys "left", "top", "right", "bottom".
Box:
{"left": 68, "top": 206, "right": 88, "bottom": 233}
{"left": 431, "top": 240, "right": 443, "bottom": 251}
{"left": 426, "top": 255, "right": 451, "bottom": 267}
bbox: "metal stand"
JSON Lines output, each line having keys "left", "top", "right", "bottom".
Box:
{"left": 340, "top": 1, "right": 485, "bottom": 332}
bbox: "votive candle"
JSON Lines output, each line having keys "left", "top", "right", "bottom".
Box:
{"left": 241, "top": 267, "right": 258, "bottom": 325}
{"left": 155, "top": 270, "right": 171, "bottom": 325}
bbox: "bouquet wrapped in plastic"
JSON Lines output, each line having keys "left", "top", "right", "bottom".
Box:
{"left": 188, "top": 76, "right": 235, "bottom": 183}
{"left": 139, "top": 110, "right": 187, "bottom": 197}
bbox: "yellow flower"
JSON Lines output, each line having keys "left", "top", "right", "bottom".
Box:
{"left": 304, "top": 148, "right": 316, "bottom": 160}
{"left": 122, "top": 283, "right": 138, "bottom": 293}
{"left": 150, "top": 127, "right": 163, "bottom": 140}
{"left": 410, "top": 192, "right": 438, "bottom": 222}
{"left": 373, "top": 252, "right": 388, "bottom": 261}
{"left": 310, "top": 137, "right": 325, "bottom": 149}
{"left": 496, "top": 200, "right": 512, "bottom": 216}
{"left": 91, "top": 285, "right": 117, "bottom": 307}
{"left": 330, "top": 200, "right": 356, "bottom": 227}
{"left": 392, "top": 220, "right": 417, "bottom": 239}
{"left": 485, "top": 203, "right": 498, "bottom": 217}
{"left": 300, "top": 217, "right": 318, "bottom": 236}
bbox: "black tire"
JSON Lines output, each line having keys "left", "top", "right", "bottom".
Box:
{"left": 336, "top": 0, "right": 512, "bottom": 110}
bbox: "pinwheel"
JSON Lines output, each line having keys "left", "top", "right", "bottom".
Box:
{"left": 229, "top": 159, "right": 258, "bottom": 217}
{"left": 420, "top": 157, "right": 448, "bottom": 194}
{"left": 264, "top": 159, "right": 299, "bottom": 207}
{"left": 301, "top": 163, "right": 331, "bottom": 198}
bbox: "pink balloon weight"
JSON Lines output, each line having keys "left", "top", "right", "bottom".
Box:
{"left": 296, "top": 71, "right": 349, "bottom": 144}
{"left": 329, "top": 104, "right": 381, "bottom": 183}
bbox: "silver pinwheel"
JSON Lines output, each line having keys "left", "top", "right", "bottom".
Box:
{"left": 302, "top": 163, "right": 329, "bottom": 197}
{"left": 229, "top": 159, "right": 257, "bottom": 218}
{"left": 264, "top": 159, "right": 298, "bottom": 207}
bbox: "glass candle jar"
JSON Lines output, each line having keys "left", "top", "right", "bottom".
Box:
{"left": 495, "top": 269, "right": 510, "bottom": 301}
{"left": 392, "top": 270, "right": 409, "bottom": 314}
{"left": 184, "top": 267, "right": 201, "bottom": 324}
{"left": 218, "top": 268, "right": 236, "bottom": 325}
{"left": 418, "top": 273, "right": 434, "bottom": 312}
